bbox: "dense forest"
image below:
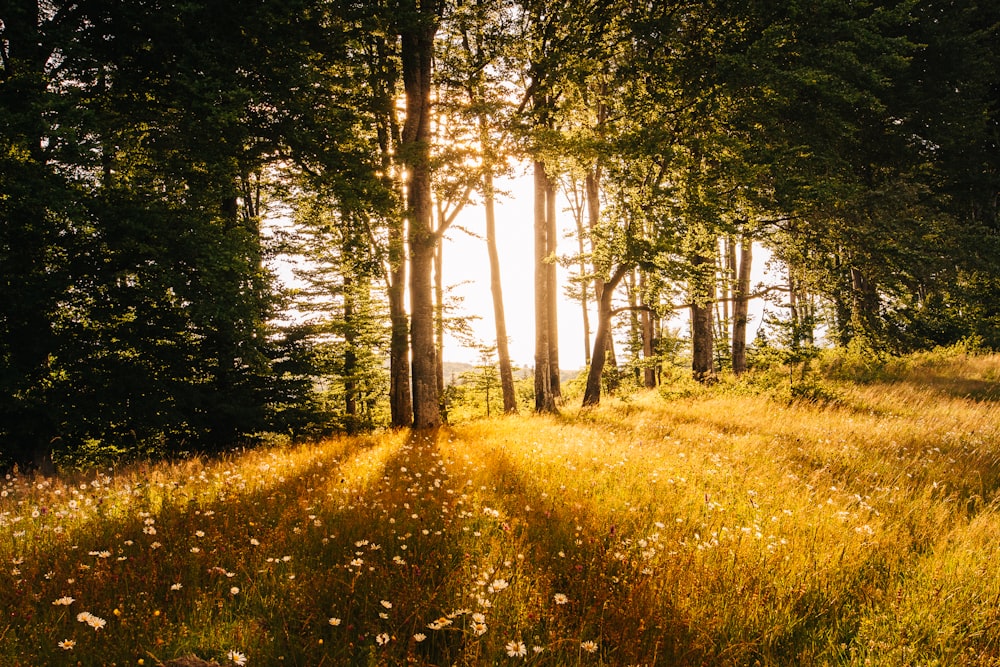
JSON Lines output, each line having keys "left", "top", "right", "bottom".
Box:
{"left": 2, "top": 0, "right": 998, "bottom": 471}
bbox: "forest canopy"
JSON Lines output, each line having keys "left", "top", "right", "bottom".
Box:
{"left": 1, "top": 0, "right": 998, "bottom": 470}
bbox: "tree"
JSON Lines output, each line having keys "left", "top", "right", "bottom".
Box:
{"left": 397, "top": 0, "right": 445, "bottom": 428}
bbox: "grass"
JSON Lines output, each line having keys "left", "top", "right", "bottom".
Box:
{"left": 3, "top": 352, "right": 1000, "bottom": 666}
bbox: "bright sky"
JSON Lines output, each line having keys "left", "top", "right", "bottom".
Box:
{"left": 271, "top": 168, "right": 775, "bottom": 372}
{"left": 442, "top": 169, "right": 777, "bottom": 370}
{"left": 441, "top": 169, "right": 590, "bottom": 370}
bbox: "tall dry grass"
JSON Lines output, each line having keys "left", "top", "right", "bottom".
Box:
{"left": 2, "top": 353, "right": 1000, "bottom": 665}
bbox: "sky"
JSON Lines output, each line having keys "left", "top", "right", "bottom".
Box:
{"left": 441, "top": 168, "right": 778, "bottom": 370}
{"left": 441, "top": 169, "right": 588, "bottom": 369}
{"left": 271, "top": 166, "right": 776, "bottom": 372}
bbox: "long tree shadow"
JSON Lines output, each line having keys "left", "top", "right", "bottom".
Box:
{"left": 0, "top": 432, "right": 392, "bottom": 666}
{"left": 459, "top": 439, "right": 697, "bottom": 665}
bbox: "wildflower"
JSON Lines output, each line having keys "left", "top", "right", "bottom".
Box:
{"left": 376, "top": 632, "right": 390, "bottom": 646}
{"left": 227, "top": 649, "right": 248, "bottom": 665}
{"left": 77, "top": 611, "right": 107, "bottom": 630}
{"left": 170, "top": 583, "right": 182, "bottom": 591}
{"left": 553, "top": 593, "right": 569, "bottom": 605}
{"left": 413, "top": 633, "right": 426, "bottom": 642}
{"left": 58, "top": 639, "right": 76, "bottom": 650}
{"left": 52, "top": 596, "right": 75, "bottom": 606}
{"left": 328, "top": 617, "right": 341, "bottom": 626}
{"left": 505, "top": 641, "right": 527, "bottom": 658}
{"left": 488, "top": 578, "right": 509, "bottom": 593}
{"left": 249, "top": 538, "right": 260, "bottom": 546}
{"left": 581, "top": 640, "right": 598, "bottom": 653}
{"left": 190, "top": 547, "right": 201, "bottom": 554}
{"left": 380, "top": 600, "right": 392, "bottom": 609}
{"left": 230, "top": 586, "right": 240, "bottom": 595}
{"left": 150, "top": 542, "right": 162, "bottom": 550}
{"left": 427, "top": 617, "right": 452, "bottom": 630}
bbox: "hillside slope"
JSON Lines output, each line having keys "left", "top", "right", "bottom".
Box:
{"left": 3, "top": 353, "right": 1000, "bottom": 665}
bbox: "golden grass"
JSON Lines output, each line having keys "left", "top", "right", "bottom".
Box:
{"left": 3, "top": 353, "right": 1000, "bottom": 665}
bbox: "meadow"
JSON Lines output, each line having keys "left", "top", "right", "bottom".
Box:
{"left": 3, "top": 351, "right": 1000, "bottom": 666}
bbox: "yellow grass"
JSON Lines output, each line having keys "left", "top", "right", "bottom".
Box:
{"left": 3, "top": 353, "right": 1000, "bottom": 665}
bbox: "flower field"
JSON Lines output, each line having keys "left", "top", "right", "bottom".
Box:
{"left": 4, "top": 354, "right": 1000, "bottom": 666}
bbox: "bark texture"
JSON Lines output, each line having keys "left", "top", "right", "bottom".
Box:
{"left": 400, "top": 9, "right": 441, "bottom": 428}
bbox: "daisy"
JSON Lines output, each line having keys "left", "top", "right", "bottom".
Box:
{"left": 328, "top": 617, "right": 341, "bottom": 626}
{"left": 505, "top": 641, "right": 527, "bottom": 658}
{"left": 52, "top": 596, "right": 75, "bottom": 606}
{"left": 553, "top": 593, "right": 569, "bottom": 605}
{"left": 581, "top": 640, "right": 598, "bottom": 653}
{"left": 227, "top": 649, "right": 248, "bottom": 665}
{"left": 58, "top": 639, "right": 76, "bottom": 650}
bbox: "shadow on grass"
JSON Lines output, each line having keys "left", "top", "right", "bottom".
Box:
{"left": 0, "top": 433, "right": 390, "bottom": 667}
{"left": 464, "top": 438, "right": 698, "bottom": 665}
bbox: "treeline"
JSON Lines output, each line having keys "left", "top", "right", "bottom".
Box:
{"left": 1, "top": 0, "right": 997, "bottom": 469}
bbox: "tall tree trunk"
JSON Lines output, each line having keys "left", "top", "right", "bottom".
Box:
{"left": 585, "top": 165, "right": 618, "bottom": 384}
{"left": 545, "top": 173, "right": 560, "bottom": 397}
{"left": 583, "top": 266, "right": 628, "bottom": 406}
{"left": 732, "top": 237, "right": 753, "bottom": 375}
{"left": 343, "top": 275, "right": 358, "bottom": 431}
{"left": 371, "top": 34, "right": 411, "bottom": 428}
{"left": 434, "top": 221, "right": 445, "bottom": 399}
{"left": 387, "top": 220, "right": 412, "bottom": 427}
{"left": 400, "top": 12, "right": 440, "bottom": 428}
{"left": 626, "top": 270, "right": 641, "bottom": 383}
{"left": 690, "top": 249, "right": 716, "bottom": 383}
{"left": 572, "top": 191, "right": 592, "bottom": 366}
{"left": 723, "top": 236, "right": 735, "bottom": 346}
{"left": 640, "top": 269, "right": 656, "bottom": 388}
{"left": 484, "top": 169, "right": 518, "bottom": 413}
{"left": 849, "top": 265, "right": 880, "bottom": 342}
{"left": 534, "top": 160, "right": 556, "bottom": 412}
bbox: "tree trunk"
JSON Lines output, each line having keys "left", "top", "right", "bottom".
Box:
{"left": 370, "top": 33, "right": 412, "bottom": 428}
{"left": 484, "top": 169, "right": 518, "bottom": 413}
{"left": 572, "top": 191, "right": 592, "bottom": 366}
{"left": 545, "top": 173, "right": 561, "bottom": 397}
{"left": 789, "top": 268, "right": 800, "bottom": 350}
{"left": 434, "top": 226, "right": 445, "bottom": 400}
{"left": 690, "top": 249, "right": 716, "bottom": 383}
{"left": 400, "top": 12, "right": 440, "bottom": 428}
{"left": 731, "top": 237, "right": 753, "bottom": 375}
{"left": 343, "top": 275, "right": 358, "bottom": 431}
{"left": 583, "top": 266, "right": 628, "bottom": 406}
{"left": 627, "top": 270, "right": 641, "bottom": 383}
{"left": 387, "top": 220, "right": 412, "bottom": 427}
{"left": 640, "top": 269, "right": 656, "bottom": 388}
{"left": 534, "top": 160, "right": 556, "bottom": 412}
